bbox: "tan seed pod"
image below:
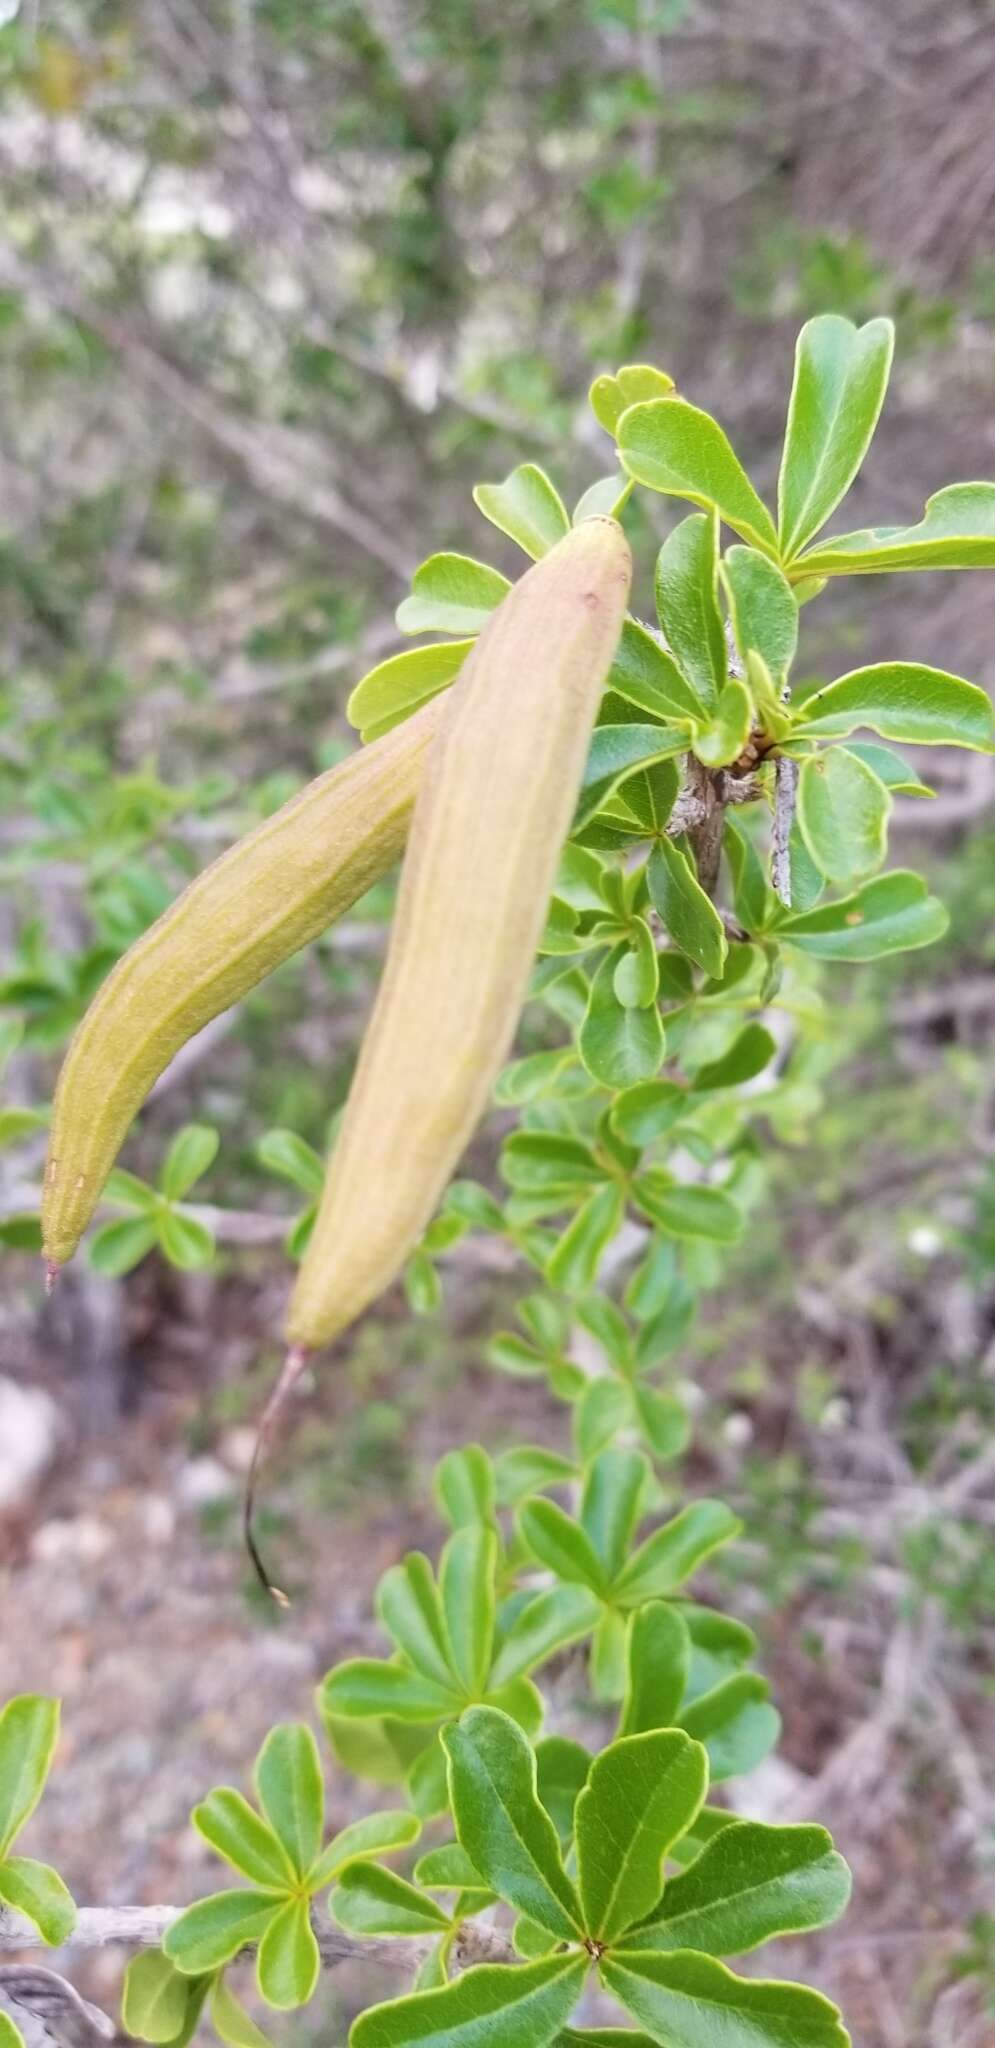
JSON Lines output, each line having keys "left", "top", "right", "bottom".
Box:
{"left": 42, "top": 697, "right": 445, "bottom": 1270}
{"left": 288, "top": 517, "right": 632, "bottom": 1353}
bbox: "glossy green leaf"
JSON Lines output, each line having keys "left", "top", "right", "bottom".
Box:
{"left": 121, "top": 1952, "right": 192, "bottom": 2043}
{"left": 778, "top": 314, "right": 894, "bottom": 560}
{"left": 618, "top": 401, "right": 778, "bottom": 555}
{"left": 576, "top": 1730, "right": 708, "bottom": 1942}
{"left": 690, "top": 1024, "right": 776, "bottom": 1093}
{"left": 654, "top": 513, "right": 725, "bottom": 714}
{"left": 614, "top": 921, "right": 659, "bottom": 1010}
{"left": 692, "top": 681, "right": 753, "bottom": 769}
{"left": 443, "top": 1708, "right": 584, "bottom": 1940}
{"left": 602, "top": 1950, "right": 850, "bottom": 2048}
{"left": 581, "top": 1450, "right": 650, "bottom": 1585}
{"left": 795, "top": 480, "right": 995, "bottom": 576}
{"left": 519, "top": 1498, "right": 608, "bottom": 1595}
{"left": 591, "top": 364, "right": 675, "bottom": 435}
{"left": 396, "top": 554, "right": 510, "bottom": 636}
{"left": 192, "top": 1789, "right": 294, "bottom": 1890}
{"left": 164, "top": 1891, "right": 282, "bottom": 1976}
{"left": 472, "top": 465, "right": 570, "bottom": 559}
{"left": 210, "top": 1973, "right": 274, "bottom": 2048}
{"left": 159, "top": 1123, "right": 219, "bottom": 1201}
{"left": 608, "top": 618, "right": 704, "bottom": 724}
{"left": 377, "top": 1556, "right": 455, "bottom": 1689}
{"left": 440, "top": 1527, "right": 496, "bottom": 1696}
{"left": 490, "top": 1585, "right": 602, "bottom": 1689}
{"left": 332, "top": 1864, "right": 451, "bottom": 1937}
{"left": 797, "top": 749, "right": 890, "bottom": 883}
{"left": 546, "top": 1183, "right": 626, "bottom": 1294}
{"left": 778, "top": 870, "right": 948, "bottom": 960}
{"left": 621, "top": 1604, "right": 691, "bottom": 1737}
{"left": 320, "top": 1660, "right": 460, "bottom": 1725}
{"left": 312, "top": 1810, "right": 422, "bottom": 1891}
{"left": 346, "top": 642, "right": 472, "bottom": 741}
{"left": 647, "top": 842, "right": 726, "bottom": 979}
{"left": 256, "top": 1896, "right": 320, "bottom": 2010}
{"left": 680, "top": 1675, "right": 780, "bottom": 1782}
{"left": 840, "top": 741, "right": 933, "bottom": 798}
{"left": 350, "top": 1954, "right": 586, "bottom": 2048}
{"left": 576, "top": 726, "right": 689, "bottom": 833}
{"left": 579, "top": 952, "right": 664, "bottom": 1091}
{"left": 791, "top": 662, "right": 993, "bottom": 752}
{"left": 414, "top": 1843, "right": 485, "bottom": 1891}
{"left": 434, "top": 1446, "right": 496, "bottom": 1532}
{"left": 721, "top": 549, "right": 798, "bottom": 685}
{"left": 253, "top": 1725, "right": 323, "bottom": 1880}
{"left": 535, "top": 1738, "right": 593, "bottom": 1842}
{"left": 0, "top": 1697, "right": 61, "bottom": 1857}
{"left": 613, "top": 1501, "right": 741, "bottom": 1606}
{"left": 0, "top": 1856, "right": 76, "bottom": 1945}
{"left": 632, "top": 1178, "right": 742, "bottom": 1245}
{"left": 628, "top": 1820, "right": 851, "bottom": 1956}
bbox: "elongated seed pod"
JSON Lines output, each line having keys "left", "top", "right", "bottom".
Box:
{"left": 288, "top": 517, "right": 632, "bottom": 1351}
{"left": 42, "top": 698, "right": 445, "bottom": 1269}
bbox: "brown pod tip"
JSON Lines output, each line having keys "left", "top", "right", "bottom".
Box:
{"left": 243, "top": 1343, "right": 311, "bottom": 1605}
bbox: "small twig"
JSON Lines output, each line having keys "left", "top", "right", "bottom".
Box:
{"left": 0, "top": 1904, "right": 515, "bottom": 1974}
{"left": 771, "top": 755, "right": 798, "bottom": 907}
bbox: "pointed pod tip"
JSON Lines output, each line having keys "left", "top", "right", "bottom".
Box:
{"left": 243, "top": 1342, "right": 313, "bottom": 1605}
{"left": 44, "top": 1259, "right": 60, "bottom": 1296}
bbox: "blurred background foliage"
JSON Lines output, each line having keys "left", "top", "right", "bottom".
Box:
{"left": 1, "top": 4, "right": 994, "bottom": 2044}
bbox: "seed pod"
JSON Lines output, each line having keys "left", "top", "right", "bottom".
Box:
{"left": 42, "top": 698, "right": 445, "bottom": 1269}
{"left": 288, "top": 517, "right": 632, "bottom": 1351}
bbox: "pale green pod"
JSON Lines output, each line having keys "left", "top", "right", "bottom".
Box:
{"left": 42, "top": 698, "right": 445, "bottom": 1268}
{"left": 288, "top": 517, "right": 632, "bottom": 1351}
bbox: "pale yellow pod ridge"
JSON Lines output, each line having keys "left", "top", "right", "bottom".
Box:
{"left": 42, "top": 697, "right": 445, "bottom": 1268}
{"left": 288, "top": 517, "right": 632, "bottom": 1351}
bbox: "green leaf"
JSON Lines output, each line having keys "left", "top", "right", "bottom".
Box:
{"left": 795, "top": 480, "right": 995, "bottom": 577}
{"left": 157, "top": 1210, "right": 215, "bottom": 1270}
{"left": 579, "top": 952, "right": 664, "bottom": 1091}
{"left": 0, "top": 1107, "right": 48, "bottom": 1147}
{"left": 797, "top": 749, "right": 890, "bottom": 884}
{"left": 256, "top": 1896, "right": 320, "bottom": 2010}
{"left": 576, "top": 726, "right": 688, "bottom": 833}
{"left": 377, "top": 1556, "right": 456, "bottom": 1689}
{"left": 311, "top": 1810, "right": 421, "bottom": 1892}
{"left": 192, "top": 1789, "right": 296, "bottom": 1890}
{"left": 210, "top": 1973, "right": 275, "bottom": 2048}
{"left": 608, "top": 619, "right": 705, "bottom": 724}
{"left": 121, "top": 1952, "right": 192, "bottom": 2043}
{"left": 253, "top": 1725, "right": 324, "bottom": 1880}
{"left": 332, "top": 1864, "right": 451, "bottom": 1937}
{"left": 164, "top": 1891, "right": 282, "bottom": 1976}
{"left": 591, "top": 364, "right": 675, "bottom": 435}
{"left": 724, "top": 818, "right": 773, "bottom": 934}
{"left": 519, "top": 1498, "right": 608, "bottom": 1595}
{"left": 0, "top": 1856, "right": 76, "bottom": 1945}
{"left": 602, "top": 1951, "right": 849, "bottom": 2047}
{"left": 618, "top": 401, "right": 777, "bottom": 555}
{"left": 0, "top": 2017, "right": 24, "bottom": 2048}
{"left": 441, "top": 1527, "right": 496, "bottom": 1695}
{"left": 632, "top": 1387, "right": 691, "bottom": 1461}
{"left": 692, "top": 681, "right": 753, "bottom": 770}
{"left": 547, "top": 1184, "right": 626, "bottom": 1295}
{"left": 443, "top": 1708, "right": 584, "bottom": 1940}
{"left": 557, "top": 2034, "right": 657, "bottom": 2047}
{"left": 628, "top": 1820, "right": 851, "bottom": 1956}
{"left": 647, "top": 842, "right": 726, "bottom": 979}
{"left": 632, "top": 1179, "right": 742, "bottom": 1245}
{"left": 790, "top": 662, "right": 993, "bottom": 751}
{"left": 680, "top": 1675, "right": 780, "bottom": 1783}
{"left": 621, "top": 1604, "right": 691, "bottom": 1736}
{"left": 0, "top": 1697, "right": 60, "bottom": 1857}
{"left": 777, "top": 314, "right": 894, "bottom": 560}
{"left": 574, "top": 1379, "right": 632, "bottom": 1463}
{"left": 573, "top": 475, "right": 633, "bottom": 523}
{"left": 350, "top": 1954, "right": 587, "bottom": 2048}
{"left": 256, "top": 1129, "right": 325, "bottom": 1194}
{"left": 576, "top": 1731, "right": 708, "bottom": 1943}
{"left": 103, "top": 1167, "right": 157, "bottom": 1211}
{"left": 159, "top": 1123, "right": 218, "bottom": 1201}
{"left": 535, "top": 1738, "right": 593, "bottom": 1842}
{"left": 778, "top": 870, "right": 948, "bottom": 961}
{"left": 611, "top": 1080, "right": 685, "bottom": 1147}
{"left": 721, "top": 549, "right": 798, "bottom": 685}
{"left": 320, "top": 1660, "right": 459, "bottom": 1725}
{"left": 415, "top": 1843, "right": 486, "bottom": 1891}
{"left": 435, "top": 1447, "right": 496, "bottom": 1532}
{"left": 87, "top": 1214, "right": 159, "bottom": 1275}
{"left": 347, "top": 642, "right": 472, "bottom": 741}
{"left": 490, "top": 1585, "right": 603, "bottom": 1689}
{"left": 840, "top": 741, "right": 933, "bottom": 798}
{"left": 613, "top": 1501, "right": 741, "bottom": 1606}
{"left": 581, "top": 1450, "right": 649, "bottom": 1584}
{"left": 495, "top": 1448, "right": 577, "bottom": 1507}
{"left": 614, "top": 921, "right": 659, "bottom": 1010}
{"left": 502, "top": 1133, "right": 605, "bottom": 1196}
{"left": 396, "top": 554, "right": 510, "bottom": 636}
{"left": 690, "top": 1024, "right": 776, "bottom": 1092}
{"left": 654, "top": 512, "right": 725, "bottom": 714}
{"left": 473, "top": 465, "right": 570, "bottom": 560}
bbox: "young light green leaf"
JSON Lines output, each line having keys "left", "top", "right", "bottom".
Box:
{"left": 654, "top": 513, "right": 725, "bottom": 714}
{"left": 253, "top": 1725, "right": 324, "bottom": 1880}
{"left": 347, "top": 643, "right": 472, "bottom": 741}
{"left": 332, "top": 1864, "right": 452, "bottom": 1938}
{"left": 0, "top": 2017, "right": 24, "bottom": 2048}
{"left": 614, "top": 921, "right": 659, "bottom": 1010}
{"left": 121, "top": 1952, "right": 192, "bottom": 2044}
{"left": 443, "top": 1708, "right": 584, "bottom": 1940}
{"left": 164, "top": 1892, "right": 282, "bottom": 1976}
{"left": 519, "top": 1498, "right": 609, "bottom": 1595}
{"left": 611, "top": 1080, "right": 686, "bottom": 1148}
{"left": 210, "top": 1972, "right": 274, "bottom": 2048}
{"left": 601, "top": 1950, "right": 850, "bottom": 2048}
{"left": 256, "top": 1129, "right": 325, "bottom": 1194}
{"left": 192, "top": 1789, "right": 297, "bottom": 1890}
{"left": 790, "top": 663, "right": 993, "bottom": 751}
{"left": 777, "top": 314, "right": 894, "bottom": 560}
{"left": 591, "top": 364, "right": 675, "bottom": 436}
{"left": 319, "top": 1660, "right": 460, "bottom": 1724}
{"left": 159, "top": 1124, "right": 218, "bottom": 1201}
{"left": 627, "top": 1820, "right": 851, "bottom": 1957}
{"left": 840, "top": 741, "right": 933, "bottom": 798}
{"left": 692, "top": 681, "right": 752, "bottom": 769}
{"left": 414, "top": 1843, "right": 486, "bottom": 1891}
{"left": 778, "top": 870, "right": 948, "bottom": 960}
{"left": 350, "top": 1954, "right": 587, "bottom": 2048}
{"left": 434, "top": 1446, "right": 496, "bottom": 1532}
{"left": 311, "top": 1810, "right": 421, "bottom": 1892}
{"left": 255, "top": 1896, "right": 320, "bottom": 2010}
{"left": 680, "top": 1674, "right": 780, "bottom": 1782}
{"left": 795, "top": 480, "right": 995, "bottom": 577}
{"left": 689, "top": 1023, "right": 776, "bottom": 1093}
{"left": 633, "top": 1386, "right": 691, "bottom": 1461}
{"left": 609, "top": 619, "right": 705, "bottom": 724}
{"left": 579, "top": 953, "right": 665, "bottom": 1091}
{"left": 377, "top": 1555, "right": 456, "bottom": 1689}
{"left": 621, "top": 1604, "right": 691, "bottom": 1737}
{"left": 576, "top": 1731, "right": 708, "bottom": 1943}
{"left": 396, "top": 555, "right": 510, "bottom": 637}
{"left": 440, "top": 1527, "right": 497, "bottom": 1696}
{"left": 721, "top": 549, "right": 798, "bottom": 685}
{"left": 797, "top": 749, "right": 890, "bottom": 884}
{"left": 157, "top": 1210, "right": 215, "bottom": 1271}
{"left": 546, "top": 1184, "right": 626, "bottom": 1295}
{"left": 0, "top": 1697, "right": 60, "bottom": 1858}
{"left": 472, "top": 466, "right": 570, "bottom": 560}
{"left": 573, "top": 475, "right": 633, "bottom": 523}
{"left": 581, "top": 1451, "right": 650, "bottom": 1585}
{"left": 632, "top": 1178, "right": 742, "bottom": 1245}
{"left": 647, "top": 842, "right": 726, "bottom": 979}
{"left": 490, "top": 1585, "right": 603, "bottom": 1690}
{"left": 574, "top": 1379, "right": 632, "bottom": 1464}
{"left": 613, "top": 1501, "right": 741, "bottom": 1606}
{"left": 0, "top": 1857, "right": 76, "bottom": 1945}
{"left": 87, "top": 1215, "right": 159, "bottom": 1276}
{"left": 618, "top": 402, "right": 778, "bottom": 555}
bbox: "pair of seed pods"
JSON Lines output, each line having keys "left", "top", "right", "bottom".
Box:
{"left": 44, "top": 521, "right": 632, "bottom": 1568}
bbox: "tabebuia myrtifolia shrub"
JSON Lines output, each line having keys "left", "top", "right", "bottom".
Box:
{"left": 5, "top": 316, "right": 995, "bottom": 2047}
